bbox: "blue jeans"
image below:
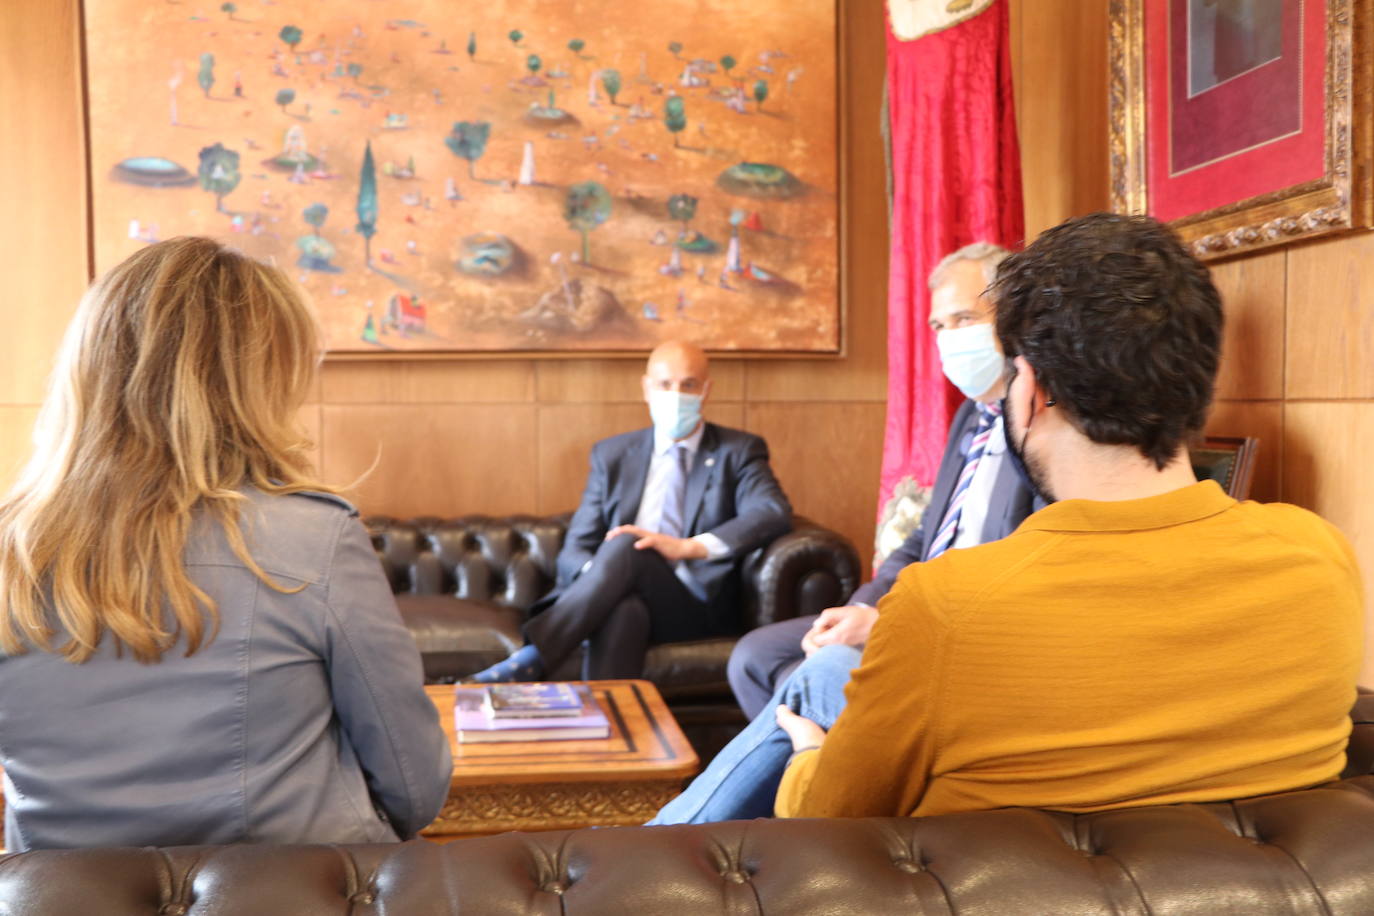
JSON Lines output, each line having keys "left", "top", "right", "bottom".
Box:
{"left": 647, "top": 644, "right": 861, "bottom": 824}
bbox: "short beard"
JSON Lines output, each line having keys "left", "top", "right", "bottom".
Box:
{"left": 1002, "top": 396, "right": 1056, "bottom": 503}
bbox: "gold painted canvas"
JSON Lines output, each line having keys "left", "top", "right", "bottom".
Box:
{"left": 85, "top": 0, "right": 840, "bottom": 354}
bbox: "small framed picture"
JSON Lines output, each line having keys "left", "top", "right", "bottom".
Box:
{"left": 1110, "top": 0, "right": 1372, "bottom": 259}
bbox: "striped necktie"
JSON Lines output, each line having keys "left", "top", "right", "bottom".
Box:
{"left": 925, "top": 402, "right": 1002, "bottom": 561}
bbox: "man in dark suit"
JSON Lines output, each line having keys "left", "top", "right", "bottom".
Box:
{"left": 651, "top": 242, "right": 1043, "bottom": 823}
{"left": 727, "top": 242, "right": 1039, "bottom": 718}
{"left": 469, "top": 340, "right": 792, "bottom": 683}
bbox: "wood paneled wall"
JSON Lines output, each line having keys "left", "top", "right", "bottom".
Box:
{"left": 6, "top": 0, "right": 1371, "bottom": 680}
{"left": 0, "top": 0, "right": 88, "bottom": 485}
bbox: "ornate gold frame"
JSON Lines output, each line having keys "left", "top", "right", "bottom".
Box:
{"left": 1109, "top": 0, "right": 1373, "bottom": 260}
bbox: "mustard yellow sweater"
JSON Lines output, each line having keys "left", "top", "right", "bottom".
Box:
{"left": 777, "top": 481, "right": 1364, "bottom": 818}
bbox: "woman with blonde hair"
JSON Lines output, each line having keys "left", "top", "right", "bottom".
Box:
{"left": 0, "top": 237, "right": 450, "bottom": 850}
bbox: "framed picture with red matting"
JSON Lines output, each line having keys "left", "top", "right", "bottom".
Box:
{"left": 1110, "top": 0, "right": 1372, "bottom": 260}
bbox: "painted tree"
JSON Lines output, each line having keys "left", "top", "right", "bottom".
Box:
{"left": 664, "top": 96, "right": 686, "bottom": 147}
{"left": 668, "top": 41, "right": 683, "bottom": 59}
{"left": 526, "top": 54, "right": 542, "bottom": 77}
{"left": 600, "top": 69, "right": 621, "bottom": 105}
{"left": 720, "top": 54, "right": 736, "bottom": 77}
{"left": 444, "top": 120, "right": 491, "bottom": 181}
{"left": 508, "top": 29, "right": 523, "bottom": 47}
{"left": 197, "top": 143, "right": 241, "bottom": 213}
{"left": 346, "top": 62, "right": 362, "bottom": 82}
{"left": 279, "top": 25, "right": 303, "bottom": 55}
{"left": 568, "top": 38, "right": 585, "bottom": 57}
{"left": 303, "top": 202, "right": 328, "bottom": 237}
{"left": 355, "top": 141, "right": 378, "bottom": 266}
{"left": 467, "top": 31, "right": 476, "bottom": 60}
{"left": 198, "top": 53, "right": 215, "bottom": 98}
{"left": 275, "top": 88, "right": 295, "bottom": 113}
{"left": 753, "top": 79, "right": 768, "bottom": 110}
{"left": 667, "top": 193, "right": 697, "bottom": 233}
{"left": 220, "top": 2, "right": 236, "bottom": 20}
{"left": 564, "top": 181, "right": 612, "bottom": 265}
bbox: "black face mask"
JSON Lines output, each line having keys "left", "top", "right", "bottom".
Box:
{"left": 1000, "top": 360, "right": 1054, "bottom": 503}
{"left": 1000, "top": 396, "right": 1040, "bottom": 499}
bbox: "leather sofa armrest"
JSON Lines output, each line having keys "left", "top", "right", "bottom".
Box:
{"left": 745, "top": 517, "right": 861, "bottom": 630}
{"left": 1343, "top": 687, "right": 1374, "bottom": 778}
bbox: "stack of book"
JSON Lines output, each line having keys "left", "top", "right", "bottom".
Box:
{"left": 453, "top": 682, "right": 611, "bottom": 744}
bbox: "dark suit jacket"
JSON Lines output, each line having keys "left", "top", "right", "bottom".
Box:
{"left": 852, "top": 399, "right": 1045, "bottom": 607}
{"left": 548, "top": 422, "right": 792, "bottom": 624}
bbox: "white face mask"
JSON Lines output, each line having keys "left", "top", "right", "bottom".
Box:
{"left": 647, "top": 389, "right": 703, "bottom": 440}
{"left": 936, "top": 323, "right": 1004, "bottom": 400}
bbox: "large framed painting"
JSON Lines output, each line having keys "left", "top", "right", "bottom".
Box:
{"left": 84, "top": 0, "right": 841, "bottom": 355}
{"left": 1109, "top": 0, "right": 1372, "bottom": 260}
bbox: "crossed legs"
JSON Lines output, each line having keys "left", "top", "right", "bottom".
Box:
{"left": 472, "top": 533, "right": 713, "bottom": 682}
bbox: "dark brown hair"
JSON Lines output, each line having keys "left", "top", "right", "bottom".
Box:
{"left": 992, "top": 212, "right": 1223, "bottom": 469}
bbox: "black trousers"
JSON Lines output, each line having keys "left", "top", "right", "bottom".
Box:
{"left": 524, "top": 534, "right": 722, "bottom": 680}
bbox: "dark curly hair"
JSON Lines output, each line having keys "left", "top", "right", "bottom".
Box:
{"left": 991, "top": 212, "right": 1222, "bottom": 469}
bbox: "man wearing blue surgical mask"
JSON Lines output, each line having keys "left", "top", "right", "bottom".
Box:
{"left": 651, "top": 243, "right": 1044, "bottom": 825}
{"left": 469, "top": 340, "right": 792, "bottom": 683}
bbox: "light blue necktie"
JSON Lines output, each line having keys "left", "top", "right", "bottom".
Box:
{"left": 658, "top": 444, "right": 690, "bottom": 537}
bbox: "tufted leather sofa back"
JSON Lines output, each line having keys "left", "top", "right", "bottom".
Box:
{"left": 1, "top": 697, "right": 1367, "bottom": 914}
{"left": 366, "top": 514, "right": 569, "bottom": 612}
{"left": 365, "top": 513, "right": 860, "bottom": 634}
{"left": 4, "top": 777, "right": 1372, "bottom": 914}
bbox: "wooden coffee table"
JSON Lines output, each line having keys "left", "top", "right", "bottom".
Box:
{"left": 421, "top": 679, "right": 699, "bottom": 838}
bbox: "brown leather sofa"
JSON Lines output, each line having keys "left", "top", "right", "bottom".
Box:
{"left": 365, "top": 513, "right": 861, "bottom": 758}
{"left": 2, "top": 693, "right": 1370, "bottom": 914}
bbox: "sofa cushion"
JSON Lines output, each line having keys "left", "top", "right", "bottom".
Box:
{"left": 644, "top": 638, "right": 737, "bottom": 702}
{"left": 393, "top": 595, "right": 523, "bottom": 683}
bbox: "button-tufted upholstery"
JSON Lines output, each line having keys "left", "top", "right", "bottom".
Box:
{"left": 364, "top": 513, "right": 861, "bottom": 757}
{"left": 3, "top": 694, "right": 1370, "bottom": 914}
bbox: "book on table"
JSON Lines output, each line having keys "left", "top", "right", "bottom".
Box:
{"left": 482, "top": 682, "right": 583, "bottom": 718}
{"left": 455, "top": 684, "right": 610, "bottom": 743}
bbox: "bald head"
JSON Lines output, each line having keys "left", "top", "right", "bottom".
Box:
{"left": 646, "top": 341, "right": 709, "bottom": 383}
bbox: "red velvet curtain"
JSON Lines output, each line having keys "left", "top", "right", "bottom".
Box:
{"left": 878, "top": 1, "right": 1024, "bottom": 521}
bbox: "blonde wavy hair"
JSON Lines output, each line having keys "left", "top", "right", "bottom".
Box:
{"left": 0, "top": 237, "right": 333, "bottom": 663}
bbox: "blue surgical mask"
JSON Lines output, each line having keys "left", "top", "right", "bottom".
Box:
{"left": 936, "top": 323, "right": 1003, "bottom": 401}
{"left": 648, "top": 390, "right": 703, "bottom": 440}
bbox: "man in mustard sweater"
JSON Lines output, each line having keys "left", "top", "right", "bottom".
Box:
{"left": 775, "top": 212, "right": 1364, "bottom": 818}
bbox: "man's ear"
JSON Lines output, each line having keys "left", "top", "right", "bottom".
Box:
{"left": 700, "top": 378, "right": 712, "bottom": 401}
{"left": 1011, "top": 356, "right": 1054, "bottom": 409}
{"left": 1007, "top": 355, "right": 1035, "bottom": 416}
{"left": 641, "top": 375, "right": 653, "bottom": 403}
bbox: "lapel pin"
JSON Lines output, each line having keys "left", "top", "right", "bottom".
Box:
{"left": 705, "top": 457, "right": 715, "bottom": 468}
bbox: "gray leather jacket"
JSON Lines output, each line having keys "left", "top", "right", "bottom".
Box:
{"left": 0, "top": 488, "right": 451, "bottom": 851}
